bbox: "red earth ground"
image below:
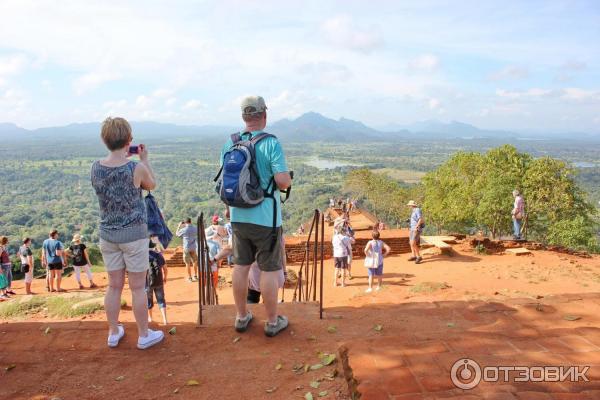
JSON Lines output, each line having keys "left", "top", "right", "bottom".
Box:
{"left": 1, "top": 240, "right": 600, "bottom": 400}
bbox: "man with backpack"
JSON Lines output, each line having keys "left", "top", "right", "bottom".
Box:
{"left": 176, "top": 218, "right": 198, "bottom": 283}
{"left": 147, "top": 240, "right": 168, "bottom": 325}
{"left": 42, "top": 230, "right": 66, "bottom": 292}
{"left": 216, "top": 95, "right": 292, "bottom": 337}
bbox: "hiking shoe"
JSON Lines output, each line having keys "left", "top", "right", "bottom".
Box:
{"left": 90, "top": 283, "right": 98, "bottom": 289}
{"left": 192, "top": 276, "right": 199, "bottom": 282}
{"left": 137, "top": 329, "right": 164, "bottom": 350}
{"left": 408, "top": 256, "right": 417, "bottom": 261}
{"left": 415, "top": 257, "right": 423, "bottom": 264}
{"left": 79, "top": 284, "right": 84, "bottom": 289}
{"left": 264, "top": 315, "right": 288, "bottom": 337}
{"left": 7, "top": 290, "right": 16, "bottom": 295}
{"left": 107, "top": 324, "right": 125, "bottom": 348}
{"left": 235, "top": 311, "right": 253, "bottom": 333}
{"left": 365, "top": 288, "right": 373, "bottom": 293}
{"left": 188, "top": 277, "right": 194, "bottom": 283}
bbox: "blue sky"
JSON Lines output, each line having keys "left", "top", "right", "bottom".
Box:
{"left": 0, "top": 0, "right": 599, "bottom": 131}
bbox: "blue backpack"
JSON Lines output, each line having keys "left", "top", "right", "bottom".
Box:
{"left": 214, "top": 132, "right": 276, "bottom": 208}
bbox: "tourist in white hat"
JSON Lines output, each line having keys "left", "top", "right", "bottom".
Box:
{"left": 68, "top": 234, "right": 97, "bottom": 289}
{"left": 407, "top": 200, "right": 424, "bottom": 264}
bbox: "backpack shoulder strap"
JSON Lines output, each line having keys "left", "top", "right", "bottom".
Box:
{"left": 250, "top": 132, "right": 276, "bottom": 145}
{"left": 231, "top": 132, "right": 243, "bottom": 144}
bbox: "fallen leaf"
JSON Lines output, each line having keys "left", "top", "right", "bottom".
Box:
{"left": 168, "top": 327, "right": 177, "bottom": 335}
{"left": 5, "top": 364, "right": 16, "bottom": 371}
{"left": 326, "top": 326, "right": 337, "bottom": 334}
{"left": 186, "top": 379, "right": 200, "bottom": 386}
{"left": 307, "top": 335, "right": 317, "bottom": 341}
{"left": 322, "top": 354, "right": 336, "bottom": 366}
{"left": 115, "top": 376, "right": 125, "bottom": 381}
{"left": 319, "top": 390, "right": 329, "bottom": 397}
{"left": 305, "top": 392, "right": 314, "bottom": 400}
{"left": 44, "top": 327, "right": 51, "bottom": 334}
{"left": 331, "top": 315, "right": 343, "bottom": 319}
{"left": 310, "top": 381, "right": 320, "bottom": 389}
{"left": 233, "top": 337, "right": 241, "bottom": 343}
{"left": 304, "top": 364, "right": 310, "bottom": 373}
{"left": 293, "top": 348, "right": 301, "bottom": 352}
{"left": 310, "top": 363, "right": 324, "bottom": 371}
{"left": 373, "top": 324, "right": 383, "bottom": 332}
{"left": 173, "top": 388, "right": 180, "bottom": 394}
{"left": 564, "top": 315, "right": 581, "bottom": 321}
{"left": 446, "top": 322, "right": 455, "bottom": 328}
{"left": 292, "top": 363, "right": 304, "bottom": 372}
{"left": 265, "top": 387, "right": 277, "bottom": 393}
{"left": 275, "top": 363, "right": 283, "bottom": 371}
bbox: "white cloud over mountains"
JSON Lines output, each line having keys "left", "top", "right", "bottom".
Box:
{"left": 0, "top": 0, "right": 598, "bottom": 131}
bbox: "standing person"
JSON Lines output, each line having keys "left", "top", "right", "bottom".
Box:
{"left": 150, "top": 234, "right": 165, "bottom": 254}
{"left": 91, "top": 116, "right": 164, "bottom": 350}
{"left": 42, "top": 230, "right": 66, "bottom": 292}
{"left": 19, "top": 238, "right": 35, "bottom": 295}
{"left": 147, "top": 240, "right": 168, "bottom": 325}
{"left": 329, "top": 198, "right": 335, "bottom": 209}
{"left": 68, "top": 234, "right": 97, "bottom": 289}
{"left": 364, "top": 230, "right": 391, "bottom": 293}
{"left": 176, "top": 218, "right": 198, "bottom": 283}
{"left": 512, "top": 190, "right": 526, "bottom": 240}
{"left": 0, "top": 236, "right": 15, "bottom": 295}
{"left": 220, "top": 95, "right": 292, "bottom": 337}
{"left": 407, "top": 200, "right": 424, "bottom": 264}
{"left": 332, "top": 227, "right": 352, "bottom": 287}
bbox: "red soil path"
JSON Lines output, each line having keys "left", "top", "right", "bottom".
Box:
{"left": 1, "top": 242, "right": 600, "bottom": 399}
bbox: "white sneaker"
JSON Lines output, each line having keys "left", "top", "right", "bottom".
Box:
{"left": 137, "top": 329, "right": 164, "bottom": 350}
{"left": 375, "top": 286, "right": 382, "bottom": 291}
{"left": 365, "top": 288, "right": 373, "bottom": 293}
{"left": 107, "top": 324, "right": 125, "bottom": 348}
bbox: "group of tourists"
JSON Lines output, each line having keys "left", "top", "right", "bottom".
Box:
{"left": 0, "top": 232, "right": 97, "bottom": 300}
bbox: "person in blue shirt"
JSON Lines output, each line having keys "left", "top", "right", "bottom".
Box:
{"left": 42, "top": 230, "right": 66, "bottom": 292}
{"left": 221, "top": 95, "right": 292, "bottom": 337}
{"left": 176, "top": 218, "right": 198, "bottom": 282}
{"left": 407, "top": 201, "right": 424, "bottom": 264}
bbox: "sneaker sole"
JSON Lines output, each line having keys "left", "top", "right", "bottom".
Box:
{"left": 137, "top": 334, "right": 164, "bottom": 350}
{"left": 107, "top": 328, "right": 125, "bottom": 348}
{"left": 235, "top": 316, "right": 253, "bottom": 333}
{"left": 264, "top": 321, "right": 288, "bottom": 337}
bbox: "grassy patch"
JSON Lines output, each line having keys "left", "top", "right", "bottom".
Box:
{"left": 409, "top": 281, "right": 451, "bottom": 294}
{"left": 0, "top": 294, "right": 125, "bottom": 319}
{"left": 46, "top": 296, "right": 105, "bottom": 318}
{"left": 0, "top": 296, "right": 46, "bottom": 318}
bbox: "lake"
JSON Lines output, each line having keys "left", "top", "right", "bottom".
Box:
{"left": 304, "top": 157, "right": 362, "bottom": 170}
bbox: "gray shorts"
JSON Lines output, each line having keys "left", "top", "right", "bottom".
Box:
{"left": 100, "top": 237, "right": 149, "bottom": 273}
{"left": 231, "top": 222, "right": 283, "bottom": 272}
{"left": 409, "top": 229, "right": 421, "bottom": 245}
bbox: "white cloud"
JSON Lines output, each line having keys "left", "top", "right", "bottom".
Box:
{"left": 73, "top": 71, "right": 120, "bottom": 95}
{"left": 407, "top": 54, "right": 440, "bottom": 72}
{"left": 0, "top": 88, "right": 27, "bottom": 109}
{"left": 182, "top": 99, "right": 204, "bottom": 110}
{"left": 489, "top": 65, "right": 528, "bottom": 81}
{"left": 496, "top": 88, "right": 552, "bottom": 99}
{"left": 0, "top": 54, "right": 28, "bottom": 77}
{"left": 428, "top": 98, "right": 441, "bottom": 110}
{"left": 103, "top": 99, "right": 127, "bottom": 109}
{"left": 321, "top": 15, "right": 383, "bottom": 53}
{"left": 561, "top": 87, "right": 599, "bottom": 101}
{"left": 165, "top": 97, "right": 177, "bottom": 107}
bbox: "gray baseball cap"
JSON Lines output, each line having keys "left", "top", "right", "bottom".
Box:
{"left": 241, "top": 95, "right": 267, "bottom": 115}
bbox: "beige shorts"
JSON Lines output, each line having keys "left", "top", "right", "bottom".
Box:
{"left": 100, "top": 238, "right": 149, "bottom": 273}
{"left": 183, "top": 249, "right": 198, "bottom": 265}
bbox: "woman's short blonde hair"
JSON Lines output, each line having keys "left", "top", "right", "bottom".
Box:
{"left": 101, "top": 117, "right": 132, "bottom": 151}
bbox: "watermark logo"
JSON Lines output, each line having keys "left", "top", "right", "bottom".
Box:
{"left": 450, "top": 358, "right": 590, "bottom": 390}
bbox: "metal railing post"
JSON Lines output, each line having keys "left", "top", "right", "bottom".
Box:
{"left": 196, "top": 214, "right": 204, "bottom": 326}
{"left": 319, "top": 210, "right": 325, "bottom": 319}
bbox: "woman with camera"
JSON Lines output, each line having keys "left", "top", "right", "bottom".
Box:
{"left": 91, "top": 117, "right": 164, "bottom": 350}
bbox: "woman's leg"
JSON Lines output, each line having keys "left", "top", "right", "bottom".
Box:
{"left": 105, "top": 270, "right": 125, "bottom": 335}
{"left": 128, "top": 271, "right": 149, "bottom": 338}
{"left": 6, "top": 265, "right": 13, "bottom": 289}
{"left": 84, "top": 264, "right": 94, "bottom": 282}
{"left": 74, "top": 266, "right": 82, "bottom": 285}
{"left": 155, "top": 286, "right": 168, "bottom": 324}
{"left": 368, "top": 274, "right": 373, "bottom": 289}
{"left": 333, "top": 268, "right": 339, "bottom": 287}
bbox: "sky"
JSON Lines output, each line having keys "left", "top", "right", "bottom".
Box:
{"left": 0, "top": 0, "right": 599, "bottom": 132}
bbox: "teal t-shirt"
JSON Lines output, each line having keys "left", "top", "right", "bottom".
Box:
{"left": 220, "top": 130, "right": 288, "bottom": 227}
{"left": 42, "top": 238, "right": 63, "bottom": 264}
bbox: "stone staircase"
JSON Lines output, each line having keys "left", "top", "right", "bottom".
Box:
{"left": 164, "top": 246, "right": 186, "bottom": 268}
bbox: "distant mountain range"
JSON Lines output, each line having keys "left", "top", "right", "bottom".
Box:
{"left": 1, "top": 113, "right": 598, "bottom": 142}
